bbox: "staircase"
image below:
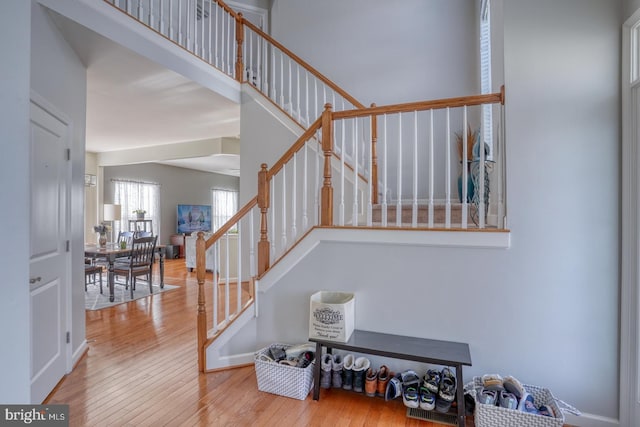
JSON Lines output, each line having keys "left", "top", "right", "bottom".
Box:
{"left": 102, "top": 0, "right": 508, "bottom": 372}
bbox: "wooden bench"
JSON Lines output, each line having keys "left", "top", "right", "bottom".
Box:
{"left": 310, "top": 329, "right": 472, "bottom": 427}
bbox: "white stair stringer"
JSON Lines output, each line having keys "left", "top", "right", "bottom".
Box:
{"left": 204, "top": 302, "right": 258, "bottom": 371}
{"left": 204, "top": 227, "right": 510, "bottom": 371}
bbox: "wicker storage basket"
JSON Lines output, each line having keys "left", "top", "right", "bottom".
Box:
{"left": 469, "top": 377, "right": 580, "bottom": 427}
{"left": 254, "top": 344, "right": 314, "bottom": 400}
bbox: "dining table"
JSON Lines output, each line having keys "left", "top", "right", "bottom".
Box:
{"left": 84, "top": 243, "right": 165, "bottom": 302}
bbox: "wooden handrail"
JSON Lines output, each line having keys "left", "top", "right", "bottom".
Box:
{"left": 266, "top": 117, "right": 323, "bottom": 180}
{"left": 203, "top": 196, "right": 258, "bottom": 250}
{"left": 214, "top": 0, "right": 240, "bottom": 18}
{"left": 333, "top": 90, "right": 505, "bottom": 120}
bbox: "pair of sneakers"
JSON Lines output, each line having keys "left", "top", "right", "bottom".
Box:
{"left": 478, "top": 374, "right": 521, "bottom": 410}
{"left": 434, "top": 367, "right": 457, "bottom": 413}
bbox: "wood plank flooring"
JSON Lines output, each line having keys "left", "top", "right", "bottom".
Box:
{"left": 46, "top": 259, "right": 474, "bottom": 426}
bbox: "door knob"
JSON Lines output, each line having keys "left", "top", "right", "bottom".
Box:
{"left": 29, "top": 276, "right": 41, "bottom": 284}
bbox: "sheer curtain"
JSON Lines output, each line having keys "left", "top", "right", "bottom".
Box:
{"left": 113, "top": 179, "right": 161, "bottom": 240}
{"left": 212, "top": 189, "right": 238, "bottom": 232}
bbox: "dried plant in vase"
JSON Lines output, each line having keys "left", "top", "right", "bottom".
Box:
{"left": 455, "top": 125, "right": 479, "bottom": 163}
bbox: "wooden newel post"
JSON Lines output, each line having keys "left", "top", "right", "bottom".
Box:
{"left": 370, "top": 103, "right": 378, "bottom": 205}
{"left": 257, "top": 163, "right": 270, "bottom": 276}
{"left": 235, "top": 13, "right": 244, "bottom": 83}
{"left": 321, "top": 103, "right": 334, "bottom": 226}
{"left": 196, "top": 231, "right": 207, "bottom": 372}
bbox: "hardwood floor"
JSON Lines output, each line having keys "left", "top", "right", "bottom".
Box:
{"left": 47, "top": 258, "right": 474, "bottom": 426}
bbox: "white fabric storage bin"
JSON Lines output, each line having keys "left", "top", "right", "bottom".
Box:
{"left": 308, "top": 291, "right": 355, "bottom": 343}
{"left": 254, "top": 344, "right": 314, "bottom": 400}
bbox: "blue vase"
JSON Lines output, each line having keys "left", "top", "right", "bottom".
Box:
{"left": 457, "top": 174, "right": 475, "bottom": 203}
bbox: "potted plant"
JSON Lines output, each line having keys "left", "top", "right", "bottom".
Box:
{"left": 133, "top": 209, "right": 146, "bottom": 219}
{"left": 93, "top": 223, "right": 111, "bottom": 248}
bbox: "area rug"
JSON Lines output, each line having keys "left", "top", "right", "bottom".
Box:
{"left": 85, "top": 281, "right": 179, "bottom": 311}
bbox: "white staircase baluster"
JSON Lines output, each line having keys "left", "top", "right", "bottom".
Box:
{"left": 149, "top": 0, "right": 155, "bottom": 30}
{"left": 302, "top": 142, "right": 308, "bottom": 230}
{"left": 288, "top": 59, "right": 292, "bottom": 114}
{"left": 428, "top": 109, "right": 434, "bottom": 228}
{"left": 207, "top": 0, "right": 211, "bottom": 63}
{"left": 281, "top": 166, "right": 287, "bottom": 251}
{"left": 396, "top": 113, "right": 402, "bottom": 227}
{"left": 479, "top": 106, "right": 486, "bottom": 229}
{"left": 352, "top": 118, "right": 358, "bottom": 226}
{"left": 339, "top": 120, "right": 345, "bottom": 226}
{"left": 169, "top": 0, "right": 174, "bottom": 41}
{"left": 367, "top": 115, "right": 373, "bottom": 226}
{"left": 236, "top": 221, "right": 242, "bottom": 313}
{"left": 212, "top": 240, "right": 218, "bottom": 332}
{"left": 462, "top": 105, "right": 468, "bottom": 229}
{"left": 219, "top": 5, "right": 224, "bottom": 69}
{"left": 296, "top": 65, "right": 300, "bottom": 121}
{"left": 314, "top": 133, "right": 320, "bottom": 226}
{"left": 382, "top": 114, "right": 388, "bottom": 227}
{"left": 279, "top": 53, "right": 284, "bottom": 107}
{"left": 270, "top": 48, "right": 275, "bottom": 100}
{"left": 257, "top": 30, "right": 262, "bottom": 90}
{"left": 228, "top": 14, "right": 233, "bottom": 75}
{"left": 225, "top": 232, "right": 230, "bottom": 322}
{"left": 186, "top": 0, "right": 192, "bottom": 51}
{"left": 314, "top": 79, "right": 318, "bottom": 121}
{"left": 270, "top": 178, "right": 275, "bottom": 262}
{"left": 137, "top": 0, "right": 143, "bottom": 21}
{"left": 178, "top": 0, "right": 183, "bottom": 46}
{"left": 412, "top": 110, "right": 418, "bottom": 228}
{"left": 497, "top": 107, "right": 505, "bottom": 228}
{"left": 249, "top": 209, "right": 255, "bottom": 277}
{"left": 305, "top": 71, "right": 309, "bottom": 127}
{"left": 248, "top": 29, "right": 253, "bottom": 83}
{"left": 214, "top": 3, "right": 219, "bottom": 67}
{"left": 445, "top": 107, "right": 451, "bottom": 228}
{"left": 292, "top": 154, "right": 297, "bottom": 240}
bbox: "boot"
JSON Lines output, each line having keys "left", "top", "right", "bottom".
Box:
{"left": 331, "top": 354, "right": 343, "bottom": 388}
{"left": 320, "top": 353, "right": 333, "bottom": 389}
{"left": 364, "top": 367, "right": 378, "bottom": 397}
{"left": 342, "top": 354, "right": 355, "bottom": 390}
{"left": 352, "top": 356, "right": 370, "bottom": 393}
{"left": 376, "top": 365, "right": 391, "bottom": 397}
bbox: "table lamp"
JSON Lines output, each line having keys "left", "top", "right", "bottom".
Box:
{"left": 103, "top": 204, "right": 122, "bottom": 244}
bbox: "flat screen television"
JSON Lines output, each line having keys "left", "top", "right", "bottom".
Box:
{"left": 177, "top": 204, "right": 212, "bottom": 234}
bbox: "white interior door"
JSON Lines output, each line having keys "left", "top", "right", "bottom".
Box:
{"left": 29, "top": 97, "right": 69, "bottom": 403}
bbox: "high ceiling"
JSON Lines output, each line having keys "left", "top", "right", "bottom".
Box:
{"left": 51, "top": 11, "right": 241, "bottom": 175}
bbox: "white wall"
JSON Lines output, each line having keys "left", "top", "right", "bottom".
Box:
{"left": 31, "top": 0, "right": 88, "bottom": 373}
{"left": 245, "top": 0, "right": 621, "bottom": 423}
{"left": 0, "top": 0, "right": 32, "bottom": 404}
{"left": 271, "top": 0, "right": 479, "bottom": 107}
{"left": 625, "top": 0, "right": 640, "bottom": 18}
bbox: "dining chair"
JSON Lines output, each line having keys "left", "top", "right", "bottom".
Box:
{"left": 84, "top": 263, "right": 103, "bottom": 294}
{"left": 113, "top": 235, "right": 157, "bottom": 299}
{"left": 135, "top": 230, "right": 153, "bottom": 238}
{"left": 117, "top": 231, "right": 135, "bottom": 248}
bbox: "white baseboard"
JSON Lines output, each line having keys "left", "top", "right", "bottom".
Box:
{"left": 564, "top": 412, "right": 619, "bottom": 427}
{"left": 70, "top": 340, "right": 88, "bottom": 371}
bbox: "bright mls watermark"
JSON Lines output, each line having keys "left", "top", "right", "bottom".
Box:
{"left": 0, "top": 405, "right": 68, "bottom": 426}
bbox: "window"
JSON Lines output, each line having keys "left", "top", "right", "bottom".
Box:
{"left": 212, "top": 188, "right": 238, "bottom": 232}
{"left": 480, "top": 0, "right": 493, "bottom": 157}
{"left": 113, "top": 179, "right": 161, "bottom": 239}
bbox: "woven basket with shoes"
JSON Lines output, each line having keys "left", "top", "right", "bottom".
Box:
{"left": 254, "top": 343, "right": 315, "bottom": 400}
{"left": 468, "top": 377, "right": 580, "bottom": 427}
